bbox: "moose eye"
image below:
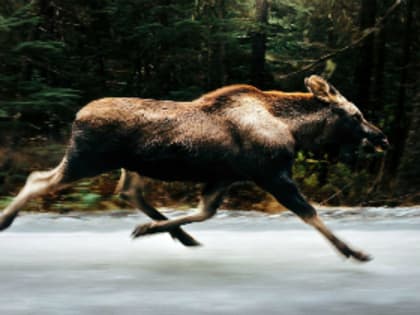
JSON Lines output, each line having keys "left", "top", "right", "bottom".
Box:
{"left": 352, "top": 113, "right": 363, "bottom": 122}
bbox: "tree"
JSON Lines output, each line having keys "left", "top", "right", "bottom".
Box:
{"left": 250, "top": 0, "right": 269, "bottom": 87}
{"left": 396, "top": 84, "right": 420, "bottom": 200}
{"left": 389, "top": 0, "right": 415, "bottom": 173}
{"left": 354, "top": 0, "right": 376, "bottom": 113}
{"left": 395, "top": 0, "right": 420, "bottom": 200}
{"left": 0, "top": 0, "right": 79, "bottom": 127}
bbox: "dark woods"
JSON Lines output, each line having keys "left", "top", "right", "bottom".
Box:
{"left": 0, "top": 0, "right": 419, "bottom": 209}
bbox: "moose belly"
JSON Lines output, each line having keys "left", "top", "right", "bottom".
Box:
{"left": 66, "top": 122, "right": 246, "bottom": 182}
{"left": 125, "top": 157, "right": 240, "bottom": 182}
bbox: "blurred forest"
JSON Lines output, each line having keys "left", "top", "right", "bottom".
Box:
{"left": 0, "top": 0, "right": 419, "bottom": 212}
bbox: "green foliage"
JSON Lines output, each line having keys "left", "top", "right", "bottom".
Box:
{"left": 293, "top": 151, "right": 381, "bottom": 205}
{"left": 321, "top": 163, "right": 372, "bottom": 205}
{"left": 0, "top": 1, "right": 80, "bottom": 121}
{"left": 81, "top": 193, "right": 102, "bottom": 207}
{"left": 293, "top": 152, "right": 327, "bottom": 185}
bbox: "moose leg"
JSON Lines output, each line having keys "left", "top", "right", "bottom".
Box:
{"left": 0, "top": 158, "right": 69, "bottom": 231}
{"left": 116, "top": 169, "right": 201, "bottom": 246}
{"left": 131, "top": 182, "right": 229, "bottom": 238}
{"left": 259, "top": 173, "right": 371, "bottom": 262}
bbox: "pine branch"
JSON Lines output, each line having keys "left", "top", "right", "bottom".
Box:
{"left": 275, "top": 0, "right": 402, "bottom": 80}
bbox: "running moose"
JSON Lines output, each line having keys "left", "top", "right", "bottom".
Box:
{"left": 0, "top": 75, "right": 389, "bottom": 261}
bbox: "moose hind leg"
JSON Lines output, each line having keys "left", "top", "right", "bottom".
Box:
{"left": 131, "top": 182, "right": 229, "bottom": 238}
{"left": 0, "top": 158, "right": 69, "bottom": 231}
{"left": 116, "top": 169, "right": 201, "bottom": 246}
{"left": 259, "top": 173, "right": 371, "bottom": 262}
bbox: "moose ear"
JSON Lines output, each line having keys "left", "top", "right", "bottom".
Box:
{"left": 304, "top": 75, "right": 341, "bottom": 103}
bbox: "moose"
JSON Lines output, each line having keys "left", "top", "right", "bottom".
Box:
{"left": 0, "top": 75, "right": 389, "bottom": 261}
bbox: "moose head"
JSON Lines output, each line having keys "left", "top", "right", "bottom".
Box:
{"left": 304, "top": 75, "right": 389, "bottom": 153}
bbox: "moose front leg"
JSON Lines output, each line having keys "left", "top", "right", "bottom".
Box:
{"left": 131, "top": 182, "right": 229, "bottom": 238}
{"left": 259, "top": 173, "right": 371, "bottom": 262}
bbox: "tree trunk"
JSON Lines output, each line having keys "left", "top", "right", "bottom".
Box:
{"left": 371, "top": 23, "right": 386, "bottom": 119}
{"left": 251, "top": 0, "right": 268, "bottom": 87}
{"left": 389, "top": 0, "right": 414, "bottom": 174}
{"left": 394, "top": 0, "right": 419, "bottom": 201}
{"left": 395, "top": 87, "right": 420, "bottom": 200}
{"left": 354, "top": 0, "right": 376, "bottom": 113}
{"left": 208, "top": 0, "right": 226, "bottom": 89}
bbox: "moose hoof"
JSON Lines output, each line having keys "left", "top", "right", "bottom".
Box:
{"left": 351, "top": 250, "right": 372, "bottom": 262}
{"left": 131, "top": 222, "right": 159, "bottom": 238}
{"left": 0, "top": 213, "right": 15, "bottom": 231}
{"left": 170, "top": 229, "right": 202, "bottom": 247}
{"left": 341, "top": 245, "right": 372, "bottom": 262}
{"left": 339, "top": 245, "right": 373, "bottom": 262}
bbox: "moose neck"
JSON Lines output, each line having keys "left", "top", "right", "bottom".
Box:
{"left": 267, "top": 92, "right": 333, "bottom": 152}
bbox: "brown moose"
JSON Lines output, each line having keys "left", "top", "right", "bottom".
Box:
{"left": 0, "top": 75, "right": 389, "bottom": 261}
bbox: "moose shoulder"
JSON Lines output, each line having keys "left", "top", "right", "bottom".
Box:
{"left": 0, "top": 75, "right": 389, "bottom": 262}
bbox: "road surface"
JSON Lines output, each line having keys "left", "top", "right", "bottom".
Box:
{"left": 0, "top": 207, "right": 419, "bottom": 315}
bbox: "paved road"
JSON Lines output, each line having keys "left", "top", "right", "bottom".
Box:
{"left": 0, "top": 208, "right": 419, "bottom": 315}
